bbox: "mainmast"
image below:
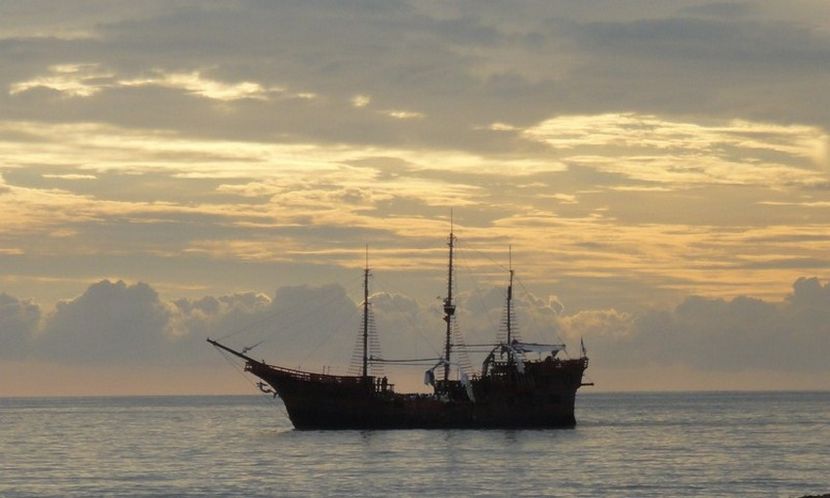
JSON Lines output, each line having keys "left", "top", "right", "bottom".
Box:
{"left": 442, "top": 216, "right": 456, "bottom": 382}
{"left": 362, "top": 245, "right": 370, "bottom": 379}
{"left": 506, "top": 245, "right": 514, "bottom": 345}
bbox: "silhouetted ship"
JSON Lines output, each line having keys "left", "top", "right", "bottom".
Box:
{"left": 209, "top": 227, "right": 591, "bottom": 429}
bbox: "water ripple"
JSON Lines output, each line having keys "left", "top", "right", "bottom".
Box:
{"left": 1, "top": 392, "right": 828, "bottom": 497}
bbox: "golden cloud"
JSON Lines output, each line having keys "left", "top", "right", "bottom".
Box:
{"left": 118, "top": 71, "right": 271, "bottom": 101}
{"left": 1, "top": 112, "right": 828, "bottom": 302}
{"left": 9, "top": 64, "right": 114, "bottom": 97}
{"left": 10, "top": 64, "right": 297, "bottom": 102}
{"left": 522, "top": 113, "right": 828, "bottom": 186}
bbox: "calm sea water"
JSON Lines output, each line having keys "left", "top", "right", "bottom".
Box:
{"left": 1, "top": 392, "right": 828, "bottom": 497}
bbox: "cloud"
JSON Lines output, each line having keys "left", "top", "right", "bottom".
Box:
{"left": 170, "top": 291, "right": 272, "bottom": 339}
{"left": 37, "top": 280, "right": 174, "bottom": 363}
{"left": 9, "top": 63, "right": 114, "bottom": 97}
{"left": 118, "top": 70, "right": 272, "bottom": 101}
{"left": 351, "top": 94, "right": 371, "bottom": 107}
{"left": 25, "top": 280, "right": 360, "bottom": 367}
{"left": 5, "top": 2, "right": 830, "bottom": 134}
{"left": 381, "top": 109, "right": 425, "bottom": 120}
{"left": 789, "top": 275, "right": 830, "bottom": 309}
{"left": 329, "top": 272, "right": 830, "bottom": 380}
{"left": 559, "top": 277, "right": 830, "bottom": 373}
{"left": 2, "top": 1, "right": 830, "bottom": 333}
{"left": 10, "top": 64, "right": 283, "bottom": 102}
{"left": 3, "top": 274, "right": 830, "bottom": 394}
{"left": 521, "top": 113, "right": 828, "bottom": 186}
{"left": 170, "top": 283, "right": 371, "bottom": 369}
{"left": 487, "top": 122, "right": 519, "bottom": 132}
{"left": 41, "top": 173, "right": 97, "bottom": 180}
{"left": 0, "top": 293, "right": 41, "bottom": 357}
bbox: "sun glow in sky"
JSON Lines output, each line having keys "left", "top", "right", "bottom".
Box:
{"left": 1, "top": 1, "right": 830, "bottom": 395}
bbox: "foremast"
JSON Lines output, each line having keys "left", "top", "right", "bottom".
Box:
{"left": 348, "top": 245, "right": 380, "bottom": 379}
{"left": 442, "top": 219, "right": 456, "bottom": 383}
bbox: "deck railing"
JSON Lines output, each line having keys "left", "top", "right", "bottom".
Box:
{"left": 247, "top": 362, "right": 394, "bottom": 392}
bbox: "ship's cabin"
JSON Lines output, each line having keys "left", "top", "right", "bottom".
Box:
{"left": 481, "top": 340, "right": 564, "bottom": 378}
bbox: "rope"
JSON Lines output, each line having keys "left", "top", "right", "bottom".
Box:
{"left": 218, "top": 273, "right": 364, "bottom": 343}
{"left": 371, "top": 357, "right": 441, "bottom": 363}
{"left": 455, "top": 252, "right": 501, "bottom": 337}
{"left": 372, "top": 273, "right": 442, "bottom": 357}
{"left": 213, "top": 348, "right": 278, "bottom": 407}
{"left": 514, "top": 273, "right": 565, "bottom": 347}
{"left": 301, "top": 302, "right": 359, "bottom": 367}
{"left": 459, "top": 241, "right": 566, "bottom": 348}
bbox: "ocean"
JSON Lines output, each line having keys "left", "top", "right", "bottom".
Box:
{"left": 1, "top": 392, "right": 827, "bottom": 497}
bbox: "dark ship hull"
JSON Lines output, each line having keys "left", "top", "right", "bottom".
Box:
{"left": 245, "top": 355, "right": 588, "bottom": 430}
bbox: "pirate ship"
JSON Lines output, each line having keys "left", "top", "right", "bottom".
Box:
{"left": 208, "top": 227, "right": 591, "bottom": 429}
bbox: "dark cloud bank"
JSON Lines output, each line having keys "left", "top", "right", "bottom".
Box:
{"left": 4, "top": 1, "right": 830, "bottom": 145}
{"left": 2, "top": 276, "right": 829, "bottom": 388}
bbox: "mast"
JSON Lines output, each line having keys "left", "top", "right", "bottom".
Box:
{"left": 443, "top": 214, "right": 456, "bottom": 382}
{"left": 362, "top": 245, "right": 370, "bottom": 379}
{"left": 506, "top": 245, "right": 514, "bottom": 345}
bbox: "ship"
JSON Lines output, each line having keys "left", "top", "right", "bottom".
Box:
{"left": 208, "top": 227, "right": 591, "bottom": 429}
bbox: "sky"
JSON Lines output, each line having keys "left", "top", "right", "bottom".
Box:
{"left": 1, "top": 0, "right": 829, "bottom": 395}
